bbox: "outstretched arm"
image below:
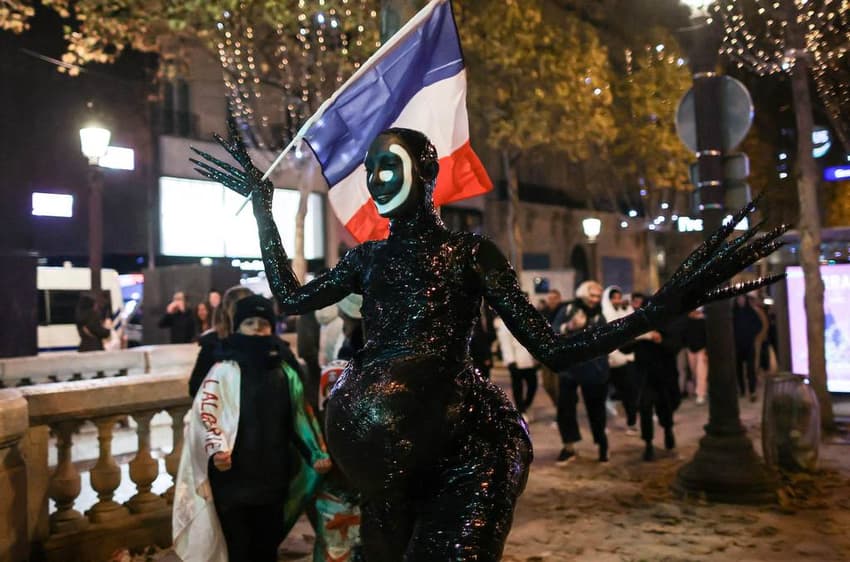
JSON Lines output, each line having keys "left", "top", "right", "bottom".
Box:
{"left": 475, "top": 240, "right": 653, "bottom": 371}
{"left": 476, "top": 200, "right": 787, "bottom": 372}
{"left": 190, "top": 112, "right": 362, "bottom": 314}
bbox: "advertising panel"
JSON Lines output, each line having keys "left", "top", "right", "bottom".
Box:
{"left": 159, "top": 176, "right": 324, "bottom": 259}
{"left": 787, "top": 264, "right": 850, "bottom": 392}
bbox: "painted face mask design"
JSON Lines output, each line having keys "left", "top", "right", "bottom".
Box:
{"left": 365, "top": 140, "right": 414, "bottom": 217}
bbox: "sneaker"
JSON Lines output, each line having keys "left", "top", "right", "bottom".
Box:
{"left": 605, "top": 400, "right": 619, "bottom": 418}
{"left": 556, "top": 448, "right": 577, "bottom": 466}
{"left": 664, "top": 428, "right": 676, "bottom": 450}
{"left": 695, "top": 396, "right": 706, "bottom": 405}
{"left": 643, "top": 443, "right": 655, "bottom": 462}
{"left": 625, "top": 425, "right": 638, "bottom": 436}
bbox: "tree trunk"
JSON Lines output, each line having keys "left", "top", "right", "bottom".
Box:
{"left": 645, "top": 230, "right": 660, "bottom": 292}
{"left": 786, "top": 7, "right": 835, "bottom": 431}
{"left": 501, "top": 149, "right": 523, "bottom": 274}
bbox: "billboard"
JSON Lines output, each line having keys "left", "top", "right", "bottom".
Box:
{"left": 159, "top": 176, "right": 324, "bottom": 259}
{"left": 786, "top": 264, "right": 850, "bottom": 392}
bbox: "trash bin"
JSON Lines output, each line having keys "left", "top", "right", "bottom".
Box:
{"left": 761, "top": 372, "right": 820, "bottom": 472}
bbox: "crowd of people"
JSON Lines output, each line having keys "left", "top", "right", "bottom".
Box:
{"left": 469, "top": 282, "right": 779, "bottom": 466}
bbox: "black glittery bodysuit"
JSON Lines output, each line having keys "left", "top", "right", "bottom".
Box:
{"left": 190, "top": 122, "right": 786, "bottom": 562}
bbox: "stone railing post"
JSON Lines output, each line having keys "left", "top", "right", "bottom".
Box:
{"left": 0, "top": 389, "right": 30, "bottom": 561}
{"left": 87, "top": 416, "right": 129, "bottom": 523}
{"left": 127, "top": 410, "right": 167, "bottom": 513}
{"left": 48, "top": 420, "right": 87, "bottom": 534}
{"left": 22, "top": 425, "right": 50, "bottom": 544}
{"left": 164, "top": 405, "right": 189, "bottom": 504}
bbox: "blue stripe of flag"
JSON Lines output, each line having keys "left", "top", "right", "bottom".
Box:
{"left": 304, "top": 1, "right": 464, "bottom": 186}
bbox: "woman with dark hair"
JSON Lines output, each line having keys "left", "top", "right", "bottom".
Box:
{"left": 76, "top": 292, "right": 110, "bottom": 352}
{"left": 194, "top": 301, "right": 213, "bottom": 339}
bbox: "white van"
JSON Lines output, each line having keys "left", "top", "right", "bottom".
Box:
{"left": 37, "top": 265, "right": 123, "bottom": 353}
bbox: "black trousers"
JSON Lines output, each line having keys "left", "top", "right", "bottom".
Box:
{"left": 215, "top": 502, "right": 287, "bottom": 562}
{"left": 609, "top": 363, "right": 638, "bottom": 427}
{"left": 557, "top": 375, "right": 608, "bottom": 446}
{"left": 736, "top": 346, "right": 757, "bottom": 396}
{"left": 638, "top": 374, "right": 674, "bottom": 443}
{"left": 509, "top": 366, "right": 538, "bottom": 413}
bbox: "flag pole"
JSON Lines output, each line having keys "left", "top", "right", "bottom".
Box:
{"left": 235, "top": 0, "right": 447, "bottom": 214}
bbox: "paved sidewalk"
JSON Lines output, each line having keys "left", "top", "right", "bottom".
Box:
{"left": 277, "top": 366, "right": 850, "bottom": 561}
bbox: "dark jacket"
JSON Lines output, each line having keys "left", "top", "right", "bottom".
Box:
{"left": 733, "top": 303, "right": 763, "bottom": 353}
{"left": 207, "top": 334, "right": 315, "bottom": 509}
{"left": 188, "top": 332, "right": 301, "bottom": 398}
{"left": 634, "top": 318, "right": 685, "bottom": 410}
{"left": 158, "top": 310, "right": 196, "bottom": 344}
{"left": 77, "top": 311, "right": 110, "bottom": 352}
{"left": 553, "top": 299, "right": 609, "bottom": 385}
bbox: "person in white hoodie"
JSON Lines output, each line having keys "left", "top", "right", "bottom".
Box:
{"left": 602, "top": 286, "right": 639, "bottom": 434}
{"left": 495, "top": 313, "right": 538, "bottom": 422}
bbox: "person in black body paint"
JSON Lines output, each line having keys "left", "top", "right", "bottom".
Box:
{"left": 191, "top": 115, "right": 786, "bottom": 561}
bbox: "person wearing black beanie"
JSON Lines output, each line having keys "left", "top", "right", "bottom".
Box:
{"left": 203, "top": 295, "right": 332, "bottom": 561}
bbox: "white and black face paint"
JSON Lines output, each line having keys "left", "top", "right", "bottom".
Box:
{"left": 365, "top": 136, "right": 417, "bottom": 218}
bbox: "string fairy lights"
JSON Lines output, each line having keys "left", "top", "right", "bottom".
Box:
{"left": 713, "top": 0, "right": 850, "bottom": 149}
{"left": 216, "top": 0, "right": 380, "bottom": 150}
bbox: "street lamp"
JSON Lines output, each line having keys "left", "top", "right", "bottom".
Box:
{"left": 582, "top": 217, "right": 602, "bottom": 281}
{"left": 79, "top": 124, "right": 111, "bottom": 294}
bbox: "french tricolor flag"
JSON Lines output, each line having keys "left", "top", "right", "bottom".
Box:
{"left": 299, "top": 0, "right": 492, "bottom": 242}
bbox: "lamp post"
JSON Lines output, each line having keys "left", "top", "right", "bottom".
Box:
{"left": 79, "top": 125, "right": 111, "bottom": 295}
{"left": 582, "top": 217, "right": 602, "bottom": 282}
{"left": 672, "top": 0, "right": 777, "bottom": 503}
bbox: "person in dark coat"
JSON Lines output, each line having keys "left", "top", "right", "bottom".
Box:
{"left": 159, "top": 291, "right": 196, "bottom": 344}
{"left": 633, "top": 316, "right": 684, "bottom": 461}
{"left": 733, "top": 294, "right": 764, "bottom": 401}
{"left": 205, "top": 295, "right": 331, "bottom": 561}
{"left": 76, "top": 292, "right": 111, "bottom": 352}
{"left": 553, "top": 281, "right": 610, "bottom": 464}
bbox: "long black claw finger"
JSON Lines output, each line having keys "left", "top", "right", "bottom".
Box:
{"left": 190, "top": 158, "right": 243, "bottom": 185}
{"left": 727, "top": 219, "right": 766, "bottom": 252}
{"left": 701, "top": 274, "right": 785, "bottom": 305}
{"left": 667, "top": 201, "right": 759, "bottom": 287}
{"left": 711, "top": 240, "right": 785, "bottom": 286}
{"left": 189, "top": 149, "right": 248, "bottom": 181}
{"left": 212, "top": 132, "right": 240, "bottom": 157}
{"left": 192, "top": 167, "right": 252, "bottom": 196}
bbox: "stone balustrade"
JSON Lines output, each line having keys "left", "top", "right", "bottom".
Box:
{"left": 0, "top": 344, "right": 198, "bottom": 387}
{"left": 1, "top": 371, "right": 192, "bottom": 562}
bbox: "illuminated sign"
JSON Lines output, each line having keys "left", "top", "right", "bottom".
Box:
{"left": 787, "top": 264, "right": 850, "bottom": 392}
{"left": 159, "top": 176, "right": 325, "bottom": 259}
{"left": 677, "top": 217, "right": 703, "bottom": 232}
{"left": 32, "top": 192, "right": 73, "bottom": 217}
{"left": 825, "top": 165, "right": 850, "bottom": 182}
{"left": 98, "top": 146, "right": 135, "bottom": 170}
{"left": 813, "top": 127, "right": 831, "bottom": 158}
